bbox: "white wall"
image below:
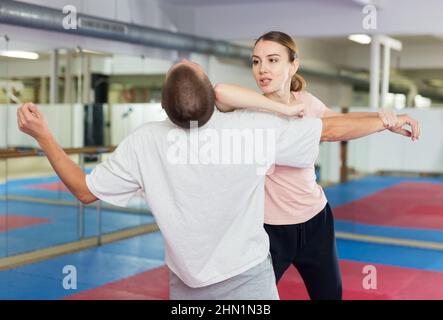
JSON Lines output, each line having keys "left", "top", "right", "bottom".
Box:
{"left": 318, "top": 107, "right": 443, "bottom": 183}
{"left": 110, "top": 103, "right": 167, "bottom": 145}
{"left": 348, "top": 107, "right": 443, "bottom": 173}
{"left": 92, "top": 55, "right": 173, "bottom": 75}
{"left": 207, "top": 57, "right": 257, "bottom": 90}
{"left": 304, "top": 75, "right": 354, "bottom": 107}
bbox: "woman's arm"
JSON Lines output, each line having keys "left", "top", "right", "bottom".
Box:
{"left": 214, "top": 83, "right": 303, "bottom": 117}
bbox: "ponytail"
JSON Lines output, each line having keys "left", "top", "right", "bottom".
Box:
{"left": 291, "top": 73, "right": 306, "bottom": 92}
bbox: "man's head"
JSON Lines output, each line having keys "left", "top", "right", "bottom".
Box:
{"left": 162, "top": 60, "right": 215, "bottom": 129}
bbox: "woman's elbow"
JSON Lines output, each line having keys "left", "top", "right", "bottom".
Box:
{"left": 214, "top": 83, "right": 225, "bottom": 102}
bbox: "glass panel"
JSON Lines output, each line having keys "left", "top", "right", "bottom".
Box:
{"left": 5, "top": 104, "right": 85, "bottom": 256}
{"left": 0, "top": 159, "right": 5, "bottom": 258}
{"left": 0, "top": 42, "right": 92, "bottom": 256}
{"left": 98, "top": 55, "right": 171, "bottom": 236}
{"left": 0, "top": 35, "right": 9, "bottom": 258}
{"left": 0, "top": 45, "right": 175, "bottom": 258}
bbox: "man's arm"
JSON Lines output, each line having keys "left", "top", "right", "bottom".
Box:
{"left": 321, "top": 114, "right": 420, "bottom": 142}
{"left": 323, "top": 107, "right": 398, "bottom": 129}
{"left": 17, "top": 103, "right": 98, "bottom": 204}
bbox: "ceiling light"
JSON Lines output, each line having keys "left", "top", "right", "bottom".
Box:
{"left": 75, "top": 48, "right": 107, "bottom": 55}
{"left": 0, "top": 50, "right": 39, "bottom": 60}
{"left": 348, "top": 34, "right": 372, "bottom": 44}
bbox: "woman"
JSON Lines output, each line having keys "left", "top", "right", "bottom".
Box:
{"left": 214, "top": 31, "right": 398, "bottom": 300}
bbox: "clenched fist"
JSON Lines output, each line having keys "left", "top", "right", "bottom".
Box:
{"left": 17, "top": 102, "right": 52, "bottom": 142}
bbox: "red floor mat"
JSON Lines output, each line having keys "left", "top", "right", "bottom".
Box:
{"left": 0, "top": 215, "right": 50, "bottom": 232}
{"left": 26, "top": 182, "right": 69, "bottom": 192}
{"left": 334, "top": 182, "right": 443, "bottom": 230}
{"left": 278, "top": 260, "right": 443, "bottom": 300}
{"left": 65, "top": 266, "right": 169, "bottom": 300}
{"left": 64, "top": 259, "right": 443, "bottom": 300}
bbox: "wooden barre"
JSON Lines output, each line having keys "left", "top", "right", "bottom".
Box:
{"left": 0, "top": 146, "right": 117, "bottom": 159}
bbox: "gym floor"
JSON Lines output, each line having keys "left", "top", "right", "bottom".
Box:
{"left": 1, "top": 175, "right": 443, "bottom": 299}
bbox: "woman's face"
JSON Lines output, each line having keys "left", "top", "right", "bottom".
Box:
{"left": 252, "top": 40, "right": 298, "bottom": 95}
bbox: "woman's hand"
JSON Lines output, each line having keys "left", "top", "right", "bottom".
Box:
{"left": 277, "top": 103, "right": 304, "bottom": 118}
{"left": 275, "top": 91, "right": 304, "bottom": 118}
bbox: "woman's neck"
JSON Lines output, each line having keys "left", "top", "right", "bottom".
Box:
{"left": 264, "top": 90, "right": 294, "bottom": 105}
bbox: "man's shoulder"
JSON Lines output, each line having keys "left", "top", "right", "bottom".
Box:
{"left": 120, "top": 120, "right": 172, "bottom": 144}
{"left": 133, "top": 119, "right": 172, "bottom": 133}
{"left": 216, "top": 109, "right": 284, "bottom": 127}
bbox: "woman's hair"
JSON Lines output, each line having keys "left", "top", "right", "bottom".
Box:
{"left": 254, "top": 31, "right": 306, "bottom": 92}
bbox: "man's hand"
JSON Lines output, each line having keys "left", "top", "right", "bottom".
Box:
{"left": 390, "top": 114, "right": 420, "bottom": 141}
{"left": 17, "top": 102, "right": 52, "bottom": 142}
{"left": 378, "top": 109, "right": 398, "bottom": 129}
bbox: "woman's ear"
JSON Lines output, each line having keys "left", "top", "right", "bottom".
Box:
{"left": 290, "top": 59, "right": 300, "bottom": 77}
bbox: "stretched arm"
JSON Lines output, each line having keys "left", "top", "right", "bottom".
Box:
{"left": 17, "top": 103, "right": 98, "bottom": 204}
{"left": 214, "top": 83, "right": 303, "bottom": 117}
{"left": 321, "top": 114, "right": 420, "bottom": 142}
{"left": 324, "top": 109, "right": 379, "bottom": 118}
{"left": 323, "top": 107, "right": 398, "bottom": 129}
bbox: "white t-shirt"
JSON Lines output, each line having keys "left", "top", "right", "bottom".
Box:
{"left": 86, "top": 109, "right": 322, "bottom": 288}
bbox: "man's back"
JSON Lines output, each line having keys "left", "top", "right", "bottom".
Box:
{"left": 86, "top": 110, "right": 322, "bottom": 287}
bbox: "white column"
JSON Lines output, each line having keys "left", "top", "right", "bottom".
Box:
{"left": 82, "top": 54, "right": 91, "bottom": 104}
{"left": 77, "top": 48, "right": 83, "bottom": 103}
{"left": 64, "top": 49, "right": 73, "bottom": 104}
{"left": 40, "top": 76, "right": 47, "bottom": 104}
{"left": 381, "top": 44, "right": 391, "bottom": 108}
{"left": 370, "top": 35, "right": 380, "bottom": 110}
{"left": 49, "top": 49, "right": 59, "bottom": 104}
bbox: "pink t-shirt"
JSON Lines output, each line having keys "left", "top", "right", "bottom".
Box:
{"left": 264, "top": 91, "right": 328, "bottom": 225}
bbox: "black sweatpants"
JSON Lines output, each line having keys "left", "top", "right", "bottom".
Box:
{"left": 264, "top": 203, "right": 342, "bottom": 300}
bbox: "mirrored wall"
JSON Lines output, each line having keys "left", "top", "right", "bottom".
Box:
{"left": 0, "top": 35, "right": 170, "bottom": 261}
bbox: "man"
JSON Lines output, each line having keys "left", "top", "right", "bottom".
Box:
{"left": 17, "top": 59, "right": 419, "bottom": 299}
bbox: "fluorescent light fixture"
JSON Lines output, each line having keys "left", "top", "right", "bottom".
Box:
{"left": 348, "top": 34, "right": 372, "bottom": 44}
{"left": 0, "top": 50, "right": 39, "bottom": 60}
{"left": 75, "top": 48, "right": 107, "bottom": 55}
{"left": 353, "top": 0, "right": 374, "bottom": 5}
{"left": 352, "top": 0, "right": 382, "bottom": 7}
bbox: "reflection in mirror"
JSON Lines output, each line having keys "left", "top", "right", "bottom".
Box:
{"left": 101, "top": 55, "right": 172, "bottom": 233}
{"left": 0, "top": 34, "right": 9, "bottom": 258}
{"left": 0, "top": 159, "right": 6, "bottom": 258}
{"left": 0, "top": 43, "right": 176, "bottom": 258}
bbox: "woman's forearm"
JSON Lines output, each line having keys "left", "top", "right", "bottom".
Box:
{"left": 214, "top": 83, "right": 288, "bottom": 114}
